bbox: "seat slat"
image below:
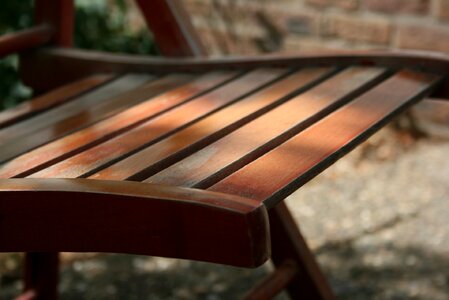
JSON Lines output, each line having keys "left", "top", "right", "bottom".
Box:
{"left": 0, "top": 74, "right": 159, "bottom": 162}
{"left": 27, "top": 69, "right": 288, "bottom": 179}
{"left": 208, "top": 70, "right": 441, "bottom": 207}
{"left": 0, "top": 74, "right": 114, "bottom": 129}
{"left": 0, "top": 71, "right": 237, "bottom": 178}
{"left": 0, "top": 74, "right": 152, "bottom": 143}
{"left": 90, "top": 67, "right": 336, "bottom": 181}
{"left": 144, "top": 67, "right": 387, "bottom": 187}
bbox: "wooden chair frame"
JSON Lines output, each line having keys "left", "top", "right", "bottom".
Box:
{"left": 0, "top": 1, "right": 448, "bottom": 299}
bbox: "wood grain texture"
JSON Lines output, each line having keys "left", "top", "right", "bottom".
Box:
{"left": 0, "top": 74, "right": 114, "bottom": 129}
{"left": 0, "top": 178, "right": 269, "bottom": 267}
{"left": 28, "top": 69, "right": 286, "bottom": 179}
{"left": 145, "top": 67, "right": 387, "bottom": 188}
{"left": 20, "top": 48, "right": 449, "bottom": 98}
{"left": 91, "top": 68, "right": 335, "bottom": 181}
{"left": 0, "top": 72, "right": 236, "bottom": 178}
{"left": 0, "top": 74, "right": 171, "bottom": 163}
{"left": 209, "top": 70, "right": 441, "bottom": 207}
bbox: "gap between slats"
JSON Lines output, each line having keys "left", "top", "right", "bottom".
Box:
{"left": 90, "top": 67, "right": 340, "bottom": 181}
{"left": 0, "top": 74, "right": 116, "bottom": 129}
{"left": 0, "top": 74, "right": 158, "bottom": 162}
{"left": 143, "top": 66, "right": 391, "bottom": 188}
{"left": 25, "top": 68, "right": 292, "bottom": 179}
{"left": 207, "top": 69, "right": 442, "bottom": 207}
{"left": 0, "top": 71, "right": 239, "bottom": 178}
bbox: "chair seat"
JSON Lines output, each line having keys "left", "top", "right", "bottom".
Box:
{"left": 0, "top": 64, "right": 442, "bottom": 266}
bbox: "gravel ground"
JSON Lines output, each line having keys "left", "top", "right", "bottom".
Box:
{"left": 0, "top": 125, "right": 448, "bottom": 299}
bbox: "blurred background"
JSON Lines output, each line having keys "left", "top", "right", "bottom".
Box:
{"left": 0, "top": 0, "right": 448, "bottom": 299}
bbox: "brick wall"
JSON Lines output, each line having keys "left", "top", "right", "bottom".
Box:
{"left": 184, "top": 0, "right": 449, "bottom": 56}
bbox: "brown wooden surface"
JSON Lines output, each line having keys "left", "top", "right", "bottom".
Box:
{"left": 0, "top": 178, "right": 269, "bottom": 267}
{"left": 19, "top": 48, "right": 449, "bottom": 98}
{"left": 27, "top": 69, "right": 285, "bottom": 179}
{"left": 35, "top": 0, "right": 74, "bottom": 47}
{"left": 0, "top": 74, "right": 168, "bottom": 163}
{"left": 268, "top": 202, "right": 335, "bottom": 299}
{"left": 209, "top": 70, "right": 441, "bottom": 207}
{"left": 144, "top": 67, "right": 387, "bottom": 188}
{"left": 0, "top": 74, "right": 113, "bottom": 129}
{"left": 0, "top": 63, "right": 443, "bottom": 288}
{"left": 0, "top": 25, "right": 53, "bottom": 58}
{"left": 0, "top": 72, "right": 237, "bottom": 178}
{"left": 91, "top": 67, "right": 335, "bottom": 181}
{"left": 135, "top": 0, "right": 206, "bottom": 57}
{"left": 243, "top": 259, "right": 298, "bottom": 300}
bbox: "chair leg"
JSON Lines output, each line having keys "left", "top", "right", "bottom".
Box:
{"left": 269, "top": 202, "right": 335, "bottom": 300}
{"left": 23, "top": 252, "right": 59, "bottom": 300}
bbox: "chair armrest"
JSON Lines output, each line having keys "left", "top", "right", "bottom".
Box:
{"left": 0, "top": 178, "right": 270, "bottom": 267}
{"left": 0, "top": 25, "right": 53, "bottom": 58}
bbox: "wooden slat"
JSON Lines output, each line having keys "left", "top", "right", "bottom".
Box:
{"left": 144, "top": 67, "right": 387, "bottom": 187}
{"left": 0, "top": 74, "right": 190, "bottom": 163}
{"left": 27, "top": 69, "right": 288, "bottom": 179}
{"left": 0, "top": 72, "right": 237, "bottom": 179}
{"left": 208, "top": 70, "right": 441, "bottom": 206}
{"left": 91, "top": 68, "right": 336, "bottom": 181}
{"left": 0, "top": 74, "right": 152, "bottom": 144}
{"left": 0, "top": 74, "right": 114, "bottom": 129}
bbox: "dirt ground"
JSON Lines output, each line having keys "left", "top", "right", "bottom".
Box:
{"left": 0, "top": 121, "right": 448, "bottom": 299}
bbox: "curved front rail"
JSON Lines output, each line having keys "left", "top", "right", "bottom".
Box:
{"left": 0, "top": 178, "right": 270, "bottom": 267}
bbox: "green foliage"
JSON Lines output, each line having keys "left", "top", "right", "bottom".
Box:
{"left": 0, "top": 0, "right": 158, "bottom": 110}
{"left": 74, "top": 0, "right": 158, "bottom": 55}
{"left": 0, "top": 0, "right": 34, "bottom": 110}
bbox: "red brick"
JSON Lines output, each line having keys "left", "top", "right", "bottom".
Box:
{"left": 324, "top": 15, "right": 391, "bottom": 45}
{"left": 435, "top": 0, "right": 449, "bottom": 20}
{"left": 363, "top": 0, "right": 430, "bottom": 15}
{"left": 305, "top": 0, "right": 328, "bottom": 7}
{"left": 305, "top": 0, "right": 359, "bottom": 10}
{"left": 396, "top": 24, "right": 449, "bottom": 53}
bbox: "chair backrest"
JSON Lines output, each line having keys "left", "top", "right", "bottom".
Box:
{"left": 0, "top": 0, "right": 205, "bottom": 58}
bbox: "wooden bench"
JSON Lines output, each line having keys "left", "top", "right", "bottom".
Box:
{"left": 0, "top": 1, "right": 448, "bottom": 299}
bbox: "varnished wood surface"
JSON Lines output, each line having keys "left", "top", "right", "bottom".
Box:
{"left": 0, "top": 74, "right": 188, "bottom": 163}
{"left": 0, "top": 74, "right": 113, "bottom": 129}
{"left": 0, "top": 25, "right": 53, "bottom": 58}
{"left": 27, "top": 69, "right": 285, "bottom": 179}
{"left": 209, "top": 70, "right": 441, "bottom": 207}
{"left": 0, "top": 65, "right": 443, "bottom": 268}
{"left": 19, "top": 48, "right": 449, "bottom": 98}
{"left": 0, "top": 72, "right": 237, "bottom": 178}
{"left": 144, "top": 67, "right": 387, "bottom": 188}
{"left": 0, "top": 178, "right": 269, "bottom": 267}
{"left": 0, "top": 68, "right": 442, "bottom": 203}
{"left": 91, "top": 67, "right": 335, "bottom": 181}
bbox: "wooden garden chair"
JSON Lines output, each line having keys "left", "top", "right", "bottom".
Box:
{"left": 0, "top": 1, "right": 448, "bottom": 299}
